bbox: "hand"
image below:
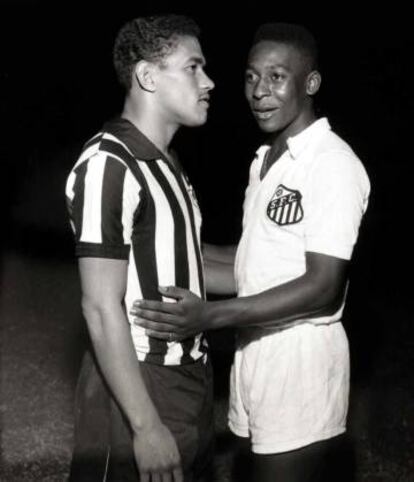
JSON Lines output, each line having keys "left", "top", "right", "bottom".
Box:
{"left": 130, "top": 286, "right": 208, "bottom": 340}
{"left": 133, "top": 420, "right": 183, "bottom": 482}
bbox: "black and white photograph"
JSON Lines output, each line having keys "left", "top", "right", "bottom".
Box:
{"left": 1, "top": 2, "right": 412, "bottom": 481}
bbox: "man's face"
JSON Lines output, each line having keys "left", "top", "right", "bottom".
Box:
{"left": 245, "top": 40, "right": 313, "bottom": 136}
{"left": 154, "top": 35, "right": 214, "bottom": 128}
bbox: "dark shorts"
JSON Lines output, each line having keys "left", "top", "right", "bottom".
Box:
{"left": 69, "top": 350, "right": 214, "bottom": 482}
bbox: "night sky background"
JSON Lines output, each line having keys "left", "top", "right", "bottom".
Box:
{"left": 0, "top": 1, "right": 413, "bottom": 478}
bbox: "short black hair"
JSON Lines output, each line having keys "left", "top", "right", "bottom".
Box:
{"left": 113, "top": 14, "right": 201, "bottom": 90}
{"left": 252, "top": 22, "right": 318, "bottom": 70}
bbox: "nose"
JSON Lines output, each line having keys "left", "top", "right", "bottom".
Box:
{"left": 201, "top": 69, "right": 215, "bottom": 91}
{"left": 251, "top": 77, "right": 270, "bottom": 99}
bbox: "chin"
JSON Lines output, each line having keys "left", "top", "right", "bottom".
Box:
{"left": 257, "top": 121, "right": 280, "bottom": 133}
{"left": 184, "top": 115, "right": 208, "bottom": 127}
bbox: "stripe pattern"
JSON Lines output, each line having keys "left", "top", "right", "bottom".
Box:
{"left": 66, "top": 131, "right": 206, "bottom": 365}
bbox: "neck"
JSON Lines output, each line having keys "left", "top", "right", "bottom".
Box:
{"left": 269, "top": 106, "right": 316, "bottom": 151}
{"left": 121, "top": 95, "right": 178, "bottom": 158}
{"left": 260, "top": 109, "right": 316, "bottom": 180}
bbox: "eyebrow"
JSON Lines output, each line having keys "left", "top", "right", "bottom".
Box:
{"left": 187, "top": 55, "right": 206, "bottom": 66}
{"left": 246, "top": 62, "right": 290, "bottom": 72}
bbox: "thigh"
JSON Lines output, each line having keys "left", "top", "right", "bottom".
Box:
{"left": 106, "top": 398, "right": 139, "bottom": 481}
{"left": 77, "top": 357, "right": 214, "bottom": 482}
{"left": 192, "top": 363, "right": 215, "bottom": 481}
{"left": 252, "top": 436, "right": 343, "bottom": 482}
{"left": 230, "top": 435, "right": 253, "bottom": 482}
{"left": 234, "top": 325, "right": 349, "bottom": 455}
{"left": 141, "top": 358, "right": 215, "bottom": 481}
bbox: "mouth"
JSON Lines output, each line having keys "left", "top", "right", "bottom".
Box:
{"left": 199, "top": 96, "right": 210, "bottom": 108}
{"left": 252, "top": 107, "right": 278, "bottom": 120}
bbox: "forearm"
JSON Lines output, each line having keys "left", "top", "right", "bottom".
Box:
{"left": 132, "top": 253, "right": 348, "bottom": 339}
{"left": 205, "top": 258, "right": 237, "bottom": 295}
{"left": 203, "top": 243, "right": 237, "bottom": 264}
{"left": 203, "top": 243, "right": 237, "bottom": 295}
{"left": 204, "top": 272, "right": 344, "bottom": 330}
{"left": 83, "top": 300, "right": 160, "bottom": 433}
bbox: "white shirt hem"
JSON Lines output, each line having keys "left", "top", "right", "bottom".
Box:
{"left": 228, "top": 421, "right": 346, "bottom": 454}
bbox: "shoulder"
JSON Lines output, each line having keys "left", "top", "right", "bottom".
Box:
{"left": 66, "top": 131, "right": 144, "bottom": 198}
{"left": 315, "top": 128, "right": 357, "bottom": 161}
{"left": 71, "top": 130, "right": 139, "bottom": 173}
{"left": 311, "top": 130, "right": 370, "bottom": 188}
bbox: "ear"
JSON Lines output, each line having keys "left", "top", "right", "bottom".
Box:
{"left": 134, "top": 60, "right": 156, "bottom": 92}
{"left": 306, "top": 71, "right": 321, "bottom": 96}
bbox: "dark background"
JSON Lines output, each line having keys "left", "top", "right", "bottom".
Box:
{"left": 1, "top": 1, "right": 413, "bottom": 480}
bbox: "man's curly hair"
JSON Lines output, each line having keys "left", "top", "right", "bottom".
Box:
{"left": 113, "top": 14, "right": 201, "bottom": 91}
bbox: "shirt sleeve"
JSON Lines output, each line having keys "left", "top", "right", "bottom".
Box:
{"left": 305, "top": 151, "right": 370, "bottom": 260}
{"left": 66, "top": 152, "right": 142, "bottom": 259}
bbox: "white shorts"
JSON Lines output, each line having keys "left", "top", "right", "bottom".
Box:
{"left": 228, "top": 322, "right": 349, "bottom": 454}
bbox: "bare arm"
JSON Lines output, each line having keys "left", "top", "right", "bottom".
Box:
{"left": 203, "top": 243, "right": 237, "bottom": 264}
{"left": 131, "top": 251, "right": 348, "bottom": 339}
{"left": 206, "top": 251, "right": 348, "bottom": 329}
{"left": 203, "top": 243, "right": 237, "bottom": 295}
{"left": 79, "top": 257, "right": 183, "bottom": 482}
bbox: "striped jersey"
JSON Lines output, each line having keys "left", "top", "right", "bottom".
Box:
{"left": 65, "top": 118, "right": 207, "bottom": 365}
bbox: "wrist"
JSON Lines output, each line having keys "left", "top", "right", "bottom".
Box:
{"left": 206, "top": 300, "right": 228, "bottom": 330}
{"left": 211, "top": 296, "right": 251, "bottom": 330}
{"left": 130, "top": 407, "right": 161, "bottom": 435}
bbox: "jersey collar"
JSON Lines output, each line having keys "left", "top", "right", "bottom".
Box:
{"left": 286, "top": 117, "right": 331, "bottom": 159}
{"left": 102, "top": 117, "right": 167, "bottom": 162}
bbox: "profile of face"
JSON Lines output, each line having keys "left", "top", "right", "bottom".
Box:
{"left": 245, "top": 40, "right": 320, "bottom": 137}
{"left": 153, "top": 35, "right": 215, "bottom": 127}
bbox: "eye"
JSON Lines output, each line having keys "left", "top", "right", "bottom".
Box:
{"left": 186, "top": 64, "right": 198, "bottom": 73}
{"left": 270, "top": 72, "right": 284, "bottom": 82}
{"left": 245, "top": 71, "right": 256, "bottom": 83}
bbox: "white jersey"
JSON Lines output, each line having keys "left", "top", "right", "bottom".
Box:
{"left": 235, "top": 117, "right": 370, "bottom": 326}
{"left": 229, "top": 118, "right": 370, "bottom": 453}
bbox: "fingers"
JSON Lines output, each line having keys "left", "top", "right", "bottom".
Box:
{"left": 131, "top": 299, "right": 180, "bottom": 315}
{"left": 130, "top": 287, "right": 200, "bottom": 315}
{"left": 133, "top": 313, "right": 181, "bottom": 334}
{"left": 145, "top": 329, "right": 173, "bottom": 340}
{"left": 158, "top": 286, "right": 187, "bottom": 299}
{"left": 140, "top": 472, "right": 149, "bottom": 482}
{"left": 159, "top": 286, "right": 200, "bottom": 303}
{"left": 173, "top": 467, "right": 184, "bottom": 482}
{"left": 147, "top": 473, "right": 162, "bottom": 482}
{"left": 145, "top": 329, "right": 187, "bottom": 342}
{"left": 139, "top": 467, "right": 182, "bottom": 482}
{"left": 133, "top": 310, "right": 178, "bottom": 328}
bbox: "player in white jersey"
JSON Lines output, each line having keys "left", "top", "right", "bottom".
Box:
{"left": 65, "top": 14, "right": 214, "bottom": 482}
{"left": 132, "top": 22, "right": 370, "bottom": 481}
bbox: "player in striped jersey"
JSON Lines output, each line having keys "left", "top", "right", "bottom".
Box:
{"left": 65, "top": 15, "right": 214, "bottom": 482}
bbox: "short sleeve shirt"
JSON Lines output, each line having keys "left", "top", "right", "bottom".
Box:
{"left": 66, "top": 118, "right": 206, "bottom": 365}
{"left": 235, "top": 118, "right": 370, "bottom": 324}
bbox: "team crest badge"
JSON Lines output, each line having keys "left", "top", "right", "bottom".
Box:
{"left": 267, "top": 184, "right": 304, "bottom": 225}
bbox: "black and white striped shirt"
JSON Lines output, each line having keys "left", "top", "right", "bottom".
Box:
{"left": 66, "top": 118, "right": 207, "bottom": 365}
